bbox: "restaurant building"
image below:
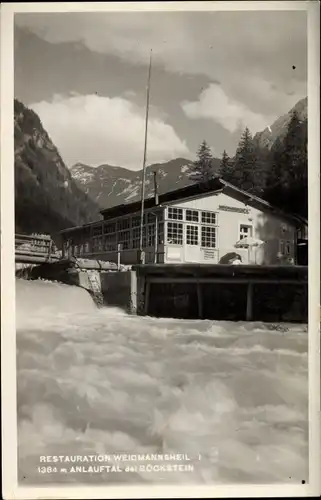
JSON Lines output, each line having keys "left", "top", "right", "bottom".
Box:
{"left": 60, "top": 178, "right": 308, "bottom": 266}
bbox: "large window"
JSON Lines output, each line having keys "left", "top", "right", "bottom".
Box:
{"left": 201, "top": 226, "right": 217, "bottom": 248}
{"left": 168, "top": 207, "right": 183, "bottom": 220}
{"left": 186, "top": 225, "right": 199, "bottom": 245}
{"left": 104, "top": 234, "right": 116, "bottom": 251}
{"left": 132, "top": 227, "right": 143, "bottom": 249}
{"left": 146, "top": 224, "right": 156, "bottom": 247}
{"left": 92, "top": 236, "right": 103, "bottom": 252}
{"left": 201, "top": 211, "right": 217, "bottom": 225}
{"left": 118, "top": 230, "right": 131, "bottom": 250}
{"left": 167, "top": 222, "right": 183, "bottom": 245}
{"left": 186, "top": 210, "right": 199, "bottom": 222}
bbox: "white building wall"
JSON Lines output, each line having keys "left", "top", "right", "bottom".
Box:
{"left": 164, "top": 191, "right": 296, "bottom": 265}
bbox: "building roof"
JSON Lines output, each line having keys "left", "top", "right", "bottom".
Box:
{"left": 99, "top": 177, "right": 307, "bottom": 227}
{"left": 60, "top": 177, "right": 307, "bottom": 235}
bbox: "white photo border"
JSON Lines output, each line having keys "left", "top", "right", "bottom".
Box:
{"left": 1, "top": 2, "right": 320, "bottom": 498}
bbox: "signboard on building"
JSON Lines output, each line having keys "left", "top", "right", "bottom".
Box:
{"left": 202, "top": 248, "right": 216, "bottom": 260}
{"left": 219, "top": 205, "right": 250, "bottom": 214}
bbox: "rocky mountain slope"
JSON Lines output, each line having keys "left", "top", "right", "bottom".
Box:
{"left": 14, "top": 99, "right": 101, "bottom": 238}
{"left": 70, "top": 157, "right": 221, "bottom": 209}
{"left": 254, "top": 97, "right": 307, "bottom": 149}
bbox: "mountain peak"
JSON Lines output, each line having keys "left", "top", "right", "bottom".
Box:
{"left": 254, "top": 96, "right": 307, "bottom": 149}
{"left": 70, "top": 156, "right": 220, "bottom": 209}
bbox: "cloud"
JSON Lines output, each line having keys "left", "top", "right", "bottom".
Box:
{"left": 122, "top": 90, "right": 137, "bottom": 99}
{"left": 181, "top": 83, "right": 277, "bottom": 134}
{"left": 30, "top": 94, "right": 190, "bottom": 170}
{"left": 16, "top": 10, "right": 307, "bottom": 135}
{"left": 15, "top": 11, "right": 307, "bottom": 88}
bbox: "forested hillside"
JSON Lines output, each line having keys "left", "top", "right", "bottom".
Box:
{"left": 14, "top": 99, "right": 101, "bottom": 240}
{"left": 190, "top": 98, "right": 308, "bottom": 219}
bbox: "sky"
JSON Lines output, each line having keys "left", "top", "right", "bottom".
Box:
{"left": 14, "top": 8, "right": 307, "bottom": 171}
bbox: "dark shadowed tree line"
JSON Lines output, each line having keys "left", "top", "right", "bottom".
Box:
{"left": 189, "top": 110, "right": 307, "bottom": 219}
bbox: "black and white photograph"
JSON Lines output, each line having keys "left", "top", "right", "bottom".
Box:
{"left": 1, "top": 1, "right": 320, "bottom": 498}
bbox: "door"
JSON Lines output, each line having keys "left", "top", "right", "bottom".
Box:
{"left": 184, "top": 224, "right": 200, "bottom": 262}
{"left": 239, "top": 224, "right": 253, "bottom": 263}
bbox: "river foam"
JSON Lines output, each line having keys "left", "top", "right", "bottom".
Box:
{"left": 16, "top": 278, "right": 308, "bottom": 485}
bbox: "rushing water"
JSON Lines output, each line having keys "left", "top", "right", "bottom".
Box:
{"left": 16, "top": 278, "right": 308, "bottom": 485}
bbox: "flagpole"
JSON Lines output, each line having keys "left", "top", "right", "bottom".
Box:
{"left": 139, "top": 49, "right": 152, "bottom": 264}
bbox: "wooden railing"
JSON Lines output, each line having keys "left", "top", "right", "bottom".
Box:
{"left": 15, "top": 234, "right": 61, "bottom": 263}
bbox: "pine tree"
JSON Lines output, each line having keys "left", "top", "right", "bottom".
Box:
{"left": 253, "top": 143, "right": 272, "bottom": 196}
{"left": 232, "top": 127, "right": 258, "bottom": 193}
{"left": 283, "top": 111, "right": 307, "bottom": 187}
{"left": 189, "top": 140, "right": 215, "bottom": 182}
{"left": 264, "top": 111, "right": 307, "bottom": 217}
{"left": 218, "top": 149, "right": 234, "bottom": 181}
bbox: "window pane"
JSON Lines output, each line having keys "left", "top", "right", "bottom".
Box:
{"left": 201, "top": 226, "right": 217, "bottom": 248}
{"left": 104, "top": 234, "right": 116, "bottom": 251}
{"left": 158, "top": 222, "right": 164, "bottom": 244}
{"left": 201, "top": 211, "right": 217, "bottom": 225}
{"left": 146, "top": 223, "right": 156, "bottom": 247}
{"left": 93, "top": 236, "right": 103, "bottom": 251}
{"left": 132, "top": 227, "right": 146, "bottom": 248}
{"left": 117, "top": 218, "right": 130, "bottom": 231}
{"left": 104, "top": 222, "right": 116, "bottom": 234}
{"left": 186, "top": 225, "right": 199, "bottom": 245}
{"left": 167, "top": 222, "right": 183, "bottom": 245}
{"left": 118, "top": 230, "right": 131, "bottom": 249}
{"left": 168, "top": 207, "right": 183, "bottom": 220}
{"left": 93, "top": 224, "right": 103, "bottom": 236}
{"left": 186, "top": 210, "right": 199, "bottom": 222}
{"left": 146, "top": 212, "right": 156, "bottom": 224}
{"left": 132, "top": 227, "right": 140, "bottom": 249}
{"left": 131, "top": 216, "right": 141, "bottom": 227}
{"left": 239, "top": 224, "right": 252, "bottom": 240}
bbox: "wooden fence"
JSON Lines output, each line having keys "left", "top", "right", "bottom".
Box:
{"left": 15, "top": 234, "right": 61, "bottom": 263}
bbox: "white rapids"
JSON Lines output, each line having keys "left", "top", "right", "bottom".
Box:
{"left": 16, "top": 278, "right": 308, "bottom": 485}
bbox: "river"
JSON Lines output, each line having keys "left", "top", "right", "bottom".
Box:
{"left": 16, "top": 278, "right": 308, "bottom": 485}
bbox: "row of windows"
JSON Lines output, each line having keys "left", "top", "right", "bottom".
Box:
{"left": 69, "top": 223, "right": 165, "bottom": 254}
{"left": 72, "top": 224, "right": 252, "bottom": 254}
{"left": 167, "top": 222, "right": 217, "bottom": 248}
{"left": 167, "top": 207, "right": 217, "bottom": 225}
{"left": 91, "top": 212, "right": 163, "bottom": 237}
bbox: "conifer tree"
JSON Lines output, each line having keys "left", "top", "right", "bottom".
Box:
{"left": 218, "top": 149, "right": 234, "bottom": 181}
{"left": 189, "top": 140, "right": 215, "bottom": 182}
{"left": 232, "top": 127, "right": 258, "bottom": 193}
{"left": 264, "top": 111, "right": 307, "bottom": 217}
